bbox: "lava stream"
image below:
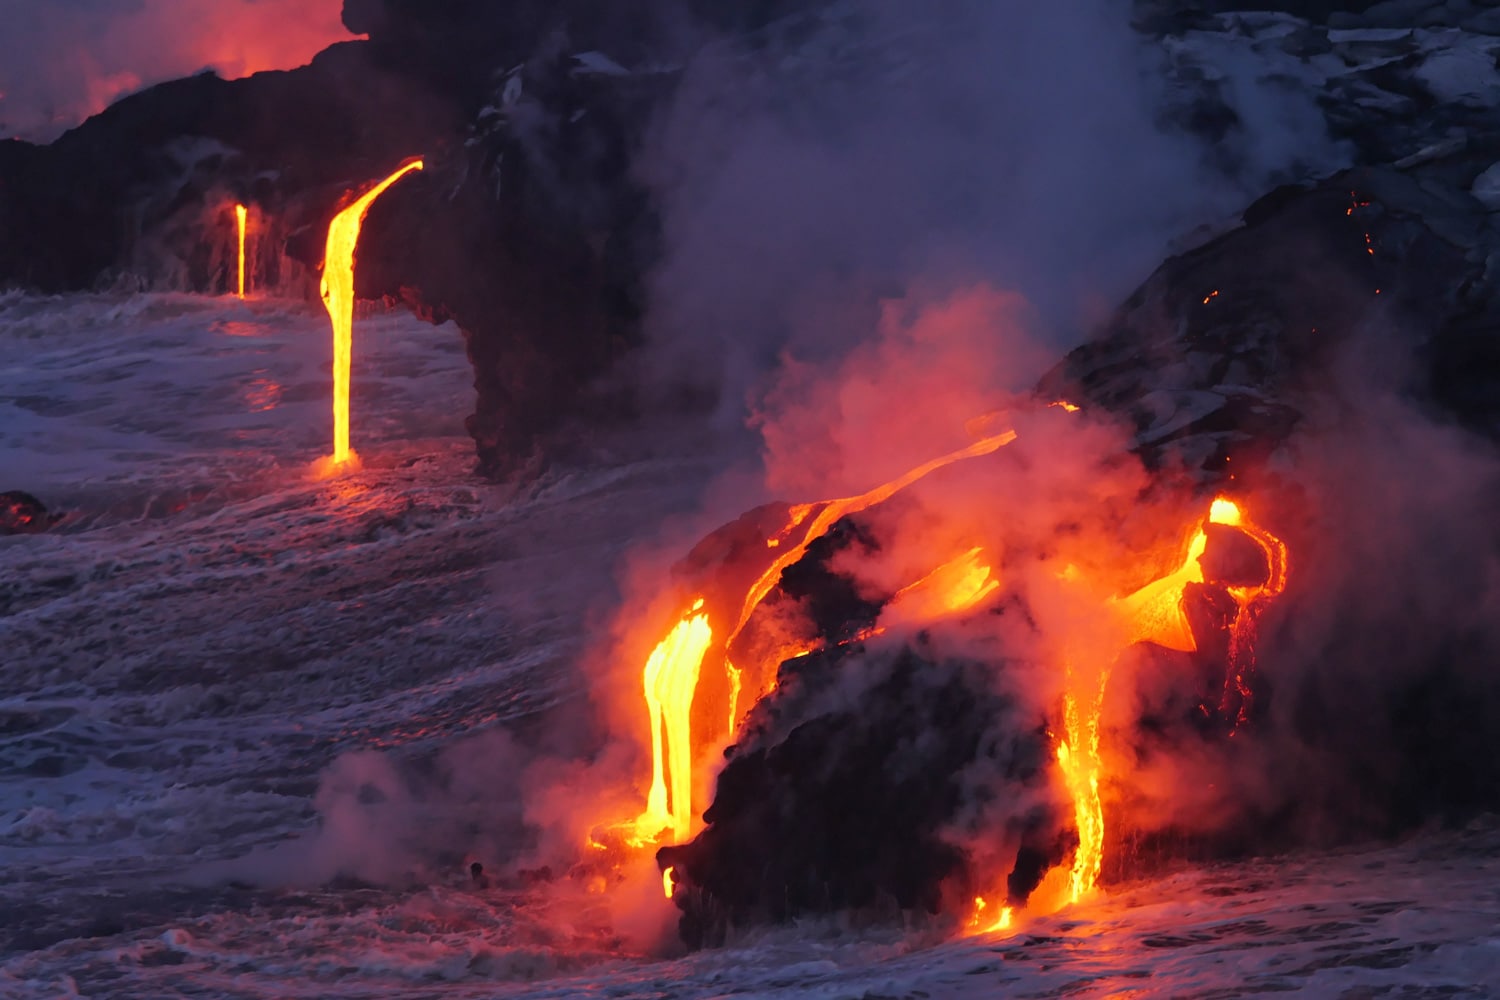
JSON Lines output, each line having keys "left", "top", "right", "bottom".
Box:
{"left": 633, "top": 600, "right": 713, "bottom": 845}
{"left": 1057, "top": 668, "right": 1110, "bottom": 905}
{"left": 1057, "top": 496, "right": 1287, "bottom": 903}
{"left": 882, "top": 547, "right": 999, "bottom": 628}
{"left": 319, "top": 159, "right": 423, "bottom": 468}
{"left": 234, "top": 203, "right": 248, "bottom": 299}
{"left": 629, "top": 428, "right": 1018, "bottom": 848}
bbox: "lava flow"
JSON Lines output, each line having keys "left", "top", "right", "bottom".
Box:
{"left": 882, "top": 547, "right": 999, "bottom": 628}
{"left": 633, "top": 600, "right": 713, "bottom": 846}
{"left": 619, "top": 410, "right": 1286, "bottom": 938}
{"left": 1053, "top": 496, "right": 1289, "bottom": 908}
{"left": 625, "top": 428, "right": 1019, "bottom": 848}
{"left": 318, "top": 159, "right": 423, "bottom": 470}
{"left": 234, "top": 203, "right": 248, "bottom": 299}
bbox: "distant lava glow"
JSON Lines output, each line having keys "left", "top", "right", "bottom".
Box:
{"left": 1, "top": 0, "right": 356, "bottom": 143}
{"left": 317, "top": 160, "right": 423, "bottom": 472}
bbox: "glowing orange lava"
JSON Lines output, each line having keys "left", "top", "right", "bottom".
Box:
{"left": 882, "top": 547, "right": 999, "bottom": 628}
{"left": 319, "top": 159, "right": 423, "bottom": 469}
{"left": 627, "top": 429, "right": 1019, "bottom": 849}
{"left": 1056, "top": 671, "right": 1107, "bottom": 905}
{"left": 727, "top": 430, "right": 1017, "bottom": 647}
{"left": 633, "top": 599, "right": 714, "bottom": 845}
{"left": 970, "top": 896, "right": 1014, "bottom": 934}
{"left": 623, "top": 457, "right": 1287, "bottom": 933}
{"left": 1054, "top": 496, "right": 1288, "bottom": 905}
{"left": 234, "top": 203, "right": 248, "bottom": 299}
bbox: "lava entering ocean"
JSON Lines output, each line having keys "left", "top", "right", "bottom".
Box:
{"left": 591, "top": 405, "right": 1288, "bottom": 933}
{"left": 318, "top": 159, "right": 424, "bottom": 472}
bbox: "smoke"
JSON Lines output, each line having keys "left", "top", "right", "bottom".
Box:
{"left": 1244, "top": 349, "right": 1500, "bottom": 838}
{"left": 223, "top": 729, "right": 532, "bottom": 888}
{"left": 1093, "top": 320, "right": 1500, "bottom": 856}
{"left": 0, "top": 0, "right": 352, "bottom": 142}
{"left": 636, "top": 0, "right": 1340, "bottom": 441}
{"left": 219, "top": 0, "right": 1470, "bottom": 928}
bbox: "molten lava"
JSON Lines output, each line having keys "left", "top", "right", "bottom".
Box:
{"left": 234, "top": 203, "right": 248, "bottom": 299}
{"left": 970, "top": 896, "right": 1014, "bottom": 934}
{"left": 633, "top": 599, "right": 713, "bottom": 845}
{"left": 626, "top": 429, "right": 1018, "bottom": 849}
{"left": 1057, "top": 670, "right": 1109, "bottom": 905}
{"left": 319, "top": 159, "right": 423, "bottom": 469}
{"left": 1054, "top": 496, "right": 1289, "bottom": 904}
{"left": 727, "top": 430, "right": 1017, "bottom": 646}
{"left": 622, "top": 418, "right": 1287, "bottom": 933}
{"left": 882, "top": 547, "right": 999, "bottom": 628}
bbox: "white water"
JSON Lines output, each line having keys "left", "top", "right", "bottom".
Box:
{"left": 1, "top": 294, "right": 1497, "bottom": 998}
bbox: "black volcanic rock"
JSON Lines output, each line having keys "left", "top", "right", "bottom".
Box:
{"left": 659, "top": 641, "right": 1062, "bottom": 949}
{"left": 0, "top": 45, "right": 460, "bottom": 293}
{"left": 1041, "top": 159, "right": 1500, "bottom": 479}
{"left": 0, "top": 11, "right": 663, "bottom": 478}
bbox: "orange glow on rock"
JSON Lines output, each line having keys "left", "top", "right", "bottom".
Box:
{"left": 3, "top": 0, "right": 355, "bottom": 142}
{"left": 319, "top": 159, "right": 423, "bottom": 469}
{"left": 663, "top": 866, "right": 676, "bottom": 899}
{"left": 234, "top": 203, "right": 248, "bottom": 299}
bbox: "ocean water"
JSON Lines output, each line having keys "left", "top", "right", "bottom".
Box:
{"left": 1, "top": 293, "right": 1497, "bottom": 999}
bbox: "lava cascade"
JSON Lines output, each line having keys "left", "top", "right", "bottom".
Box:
{"left": 319, "top": 159, "right": 424, "bottom": 469}
{"left": 612, "top": 412, "right": 1287, "bottom": 935}
{"left": 235, "top": 203, "right": 248, "bottom": 299}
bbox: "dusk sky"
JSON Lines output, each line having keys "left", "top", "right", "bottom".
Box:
{"left": 0, "top": 0, "right": 352, "bottom": 141}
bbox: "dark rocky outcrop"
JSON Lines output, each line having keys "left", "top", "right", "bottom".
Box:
{"left": 1041, "top": 159, "right": 1500, "bottom": 477}
{"left": 0, "top": 4, "right": 687, "bottom": 478}
{"left": 659, "top": 641, "right": 1062, "bottom": 949}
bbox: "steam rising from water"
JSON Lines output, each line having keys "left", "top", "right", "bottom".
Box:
{"left": 637, "top": 0, "right": 1342, "bottom": 433}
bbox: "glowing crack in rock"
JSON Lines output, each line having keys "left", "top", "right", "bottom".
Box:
{"left": 318, "top": 159, "right": 424, "bottom": 470}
